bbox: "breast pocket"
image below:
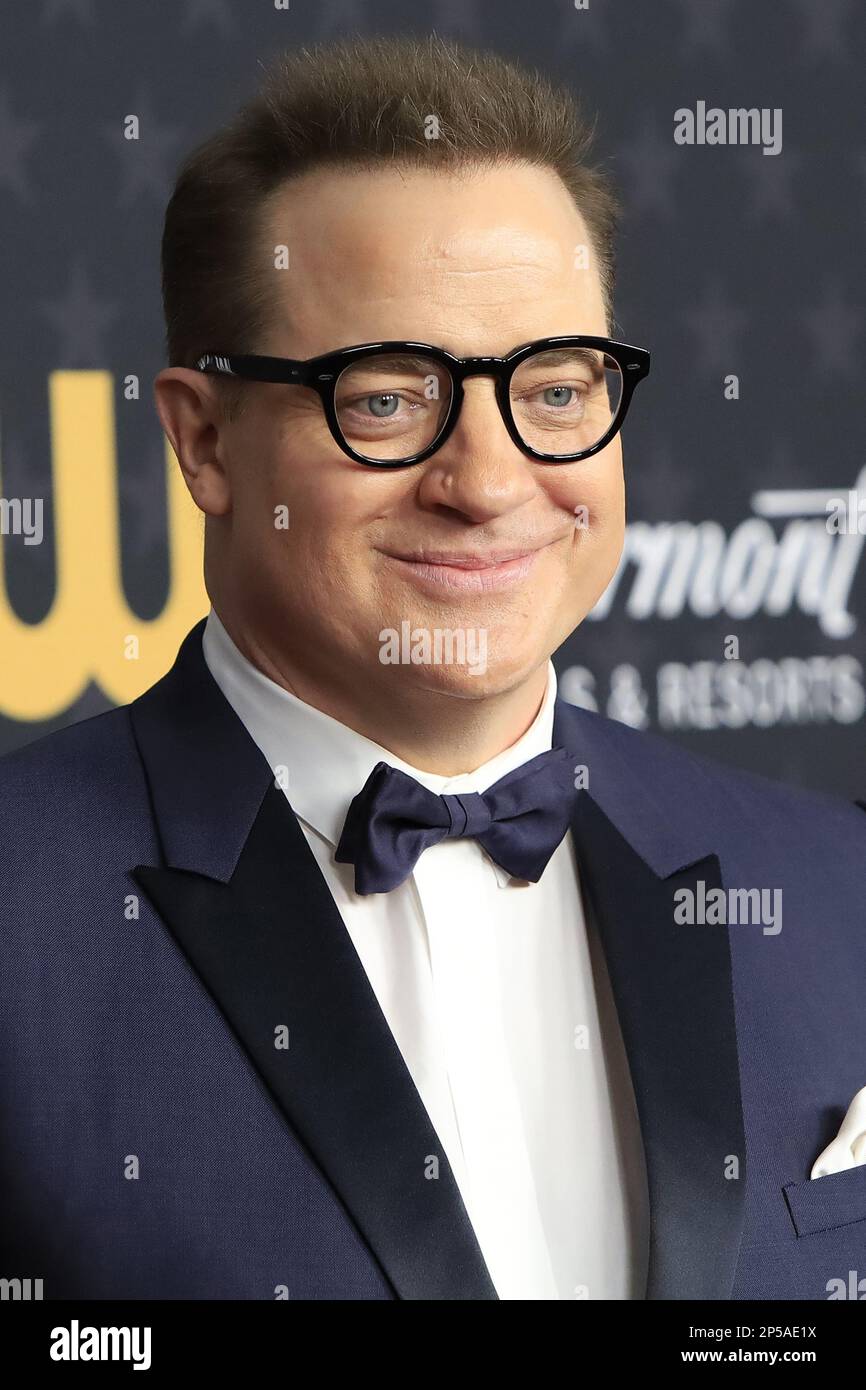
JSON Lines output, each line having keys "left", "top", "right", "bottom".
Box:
{"left": 783, "top": 1164, "right": 866, "bottom": 1237}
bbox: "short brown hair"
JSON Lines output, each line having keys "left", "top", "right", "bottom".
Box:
{"left": 161, "top": 33, "right": 621, "bottom": 413}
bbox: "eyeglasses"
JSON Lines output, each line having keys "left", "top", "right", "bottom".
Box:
{"left": 195, "top": 335, "right": 651, "bottom": 469}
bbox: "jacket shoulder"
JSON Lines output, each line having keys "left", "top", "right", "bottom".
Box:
{"left": 0, "top": 703, "right": 147, "bottom": 836}
{"left": 556, "top": 697, "right": 866, "bottom": 842}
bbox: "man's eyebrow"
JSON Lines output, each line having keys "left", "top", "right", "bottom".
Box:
{"left": 340, "top": 348, "right": 608, "bottom": 378}
{"left": 344, "top": 354, "right": 444, "bottom": 374}
{"left": 522, "top": 348, "right": 607, "bottom": 376}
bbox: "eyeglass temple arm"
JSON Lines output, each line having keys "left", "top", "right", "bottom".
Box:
{"left": 194, "top": 353, "right": 317, "bottom": 385}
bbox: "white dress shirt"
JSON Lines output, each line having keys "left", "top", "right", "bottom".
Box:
{"left": 202, "top": 609, "right": 649, "bottom": 1300}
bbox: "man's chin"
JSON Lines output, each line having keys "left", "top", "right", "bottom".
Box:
{"left": 376, "top": 648, "right": 545, "bottom": 702}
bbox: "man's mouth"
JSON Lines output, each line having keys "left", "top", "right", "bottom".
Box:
{"left": 379, "top": 540, "right": 559, "bottom": 594}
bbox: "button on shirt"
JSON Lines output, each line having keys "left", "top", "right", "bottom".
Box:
{"left": 202, "top": 609, "right": 649, "bottom": 1300}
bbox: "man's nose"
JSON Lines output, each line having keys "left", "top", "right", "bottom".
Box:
{"left": 415, "top": 380, "right": 537, "bottom": 522}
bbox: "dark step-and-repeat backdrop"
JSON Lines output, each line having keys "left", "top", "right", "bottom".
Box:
{"left": 1, "top": 1, "right": 864, "bottom": 799}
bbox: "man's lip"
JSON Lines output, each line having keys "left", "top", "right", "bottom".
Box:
{"left": 382, "top": 545, "right": 550, "bottom": 569}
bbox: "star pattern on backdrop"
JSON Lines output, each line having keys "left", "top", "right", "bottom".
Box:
{"left": 616, "top": 117, "right": 681, "bottom": 220}
{"left": 798, "top": 278, "right": 865, "bottom": 376}
{"left": 39, "top": 260, "right": 119, "bottom": 367}
{"left": 0, "top": 85, "right": 40, "bottom": 201}
{"left": 741, "top": 143, "right": 802, "bottom": 222}
{"left": 101, "top": 88, "right": 185, "bottom": 206}
{"left": 671, "top": 0, "right": 737, "bottom": 56}
{"left": 183, "top": 0, "right": 236, "bottom": 38}
{"left": 118, "top": 440, "right": 176, "bottom": 560}
{"left": 630, "top": 431, "right": 703, "bottom": 518}
{"left": 789, "top": 0, "right": 855, "bottom": 62}
{"left": 682, "top": 280, "right": 749, "bottom": 377}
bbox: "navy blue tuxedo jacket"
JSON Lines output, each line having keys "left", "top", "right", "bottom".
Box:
{"left": 2, "top": 619, "right": 866, "bottom": 1300}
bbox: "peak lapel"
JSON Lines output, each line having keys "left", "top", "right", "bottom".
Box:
{"left": 128, "top": 622, "right": 497, "bottom": 1300}
{"left": 554, "top": 699, "right": 746, "bottom": 1300}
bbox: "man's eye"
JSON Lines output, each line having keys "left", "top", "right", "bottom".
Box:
{"left": 362, "top": 393, "right": 402, "bottom": 418}
{"left": 541, "top": 386, "right": 579, "bottom": 406}
{"left": 341, "top": 392, "right": 420, "bottom": 416}
{"left": 518, "top": 382, "right": 589, "bottom": 405}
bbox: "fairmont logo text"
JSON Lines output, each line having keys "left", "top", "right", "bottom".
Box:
{"left": 589, "top": 468, "right": 866, "bottom": 640}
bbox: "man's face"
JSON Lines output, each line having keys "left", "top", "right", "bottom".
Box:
{"left": 206, "top": 162, "right": 625, "bottom": 699}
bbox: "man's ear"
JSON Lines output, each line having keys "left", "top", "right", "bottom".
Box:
{"left": 153, "top": 367, "right": 233, "bottom": 517}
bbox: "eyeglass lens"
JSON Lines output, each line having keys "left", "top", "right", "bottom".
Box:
{"left": 333, "top": 348, "right": 624, "bottom": 462}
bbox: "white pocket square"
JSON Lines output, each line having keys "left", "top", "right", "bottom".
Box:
{"left": 811, "top": 1085, "right": 866, "bottom": 1178}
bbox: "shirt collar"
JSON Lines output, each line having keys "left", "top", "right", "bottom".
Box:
{"left": 202, "top": 608, "right": 558, "bottom": 877}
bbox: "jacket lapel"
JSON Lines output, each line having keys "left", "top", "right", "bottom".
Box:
{"left": 128, "top": 620, "right": 497, "bottom": 1300}
{"left": 554, "top": 698, "right": 746, "bottom": 1300}
{"left": 127, "top": 619, "right": 745, "bottom": 1301}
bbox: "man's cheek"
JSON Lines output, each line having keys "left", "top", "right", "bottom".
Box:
{"left": 584, "top": 494, "right": 623, "bottom": 541}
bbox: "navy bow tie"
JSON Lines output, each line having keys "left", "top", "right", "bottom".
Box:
{"left": 334, "top": 747, "right": 578, "bottom": 895}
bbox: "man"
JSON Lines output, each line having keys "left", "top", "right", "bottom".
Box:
{"left": 2, "top": 35, "right": 865, "bottom": 1302}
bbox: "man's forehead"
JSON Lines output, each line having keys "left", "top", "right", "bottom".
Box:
{"left": 258, "top": 165, "right": 604, "bottom": 352}
{"left": 325, "top": 231, "right": 581, "bottom": 301}
{"left": 422, "top": 226, "right": 576, "bottom": 276}
{"left": 262, "top": 163, "right": 591, "bottom": 258}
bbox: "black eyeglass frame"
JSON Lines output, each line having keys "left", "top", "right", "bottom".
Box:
{"left": 194, "top": 336, "right": 651, "bottom": 468}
